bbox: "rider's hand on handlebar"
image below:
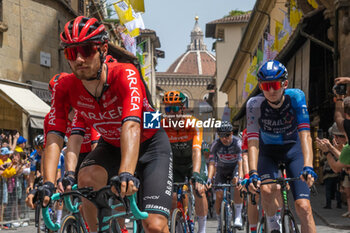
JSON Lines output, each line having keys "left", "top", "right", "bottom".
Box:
{"left": 25, "top": 188, "right": 37, "bottom": 209}
{"left": 206, "top": 178, "right": 212, "bottom": 189}
{"left": 246, "top": 174, "right": 261, "bottom": 194}
{"left": 40, "top": 182, "right": 55, "bottom": 207}
{"left": 191, "top": 172, "right": 206, "bottom": 196}
{"left": 113, "top": 172, "right": 140, "bottom": 198}
{"left": 62, "top": 171, "right": 76, "bottom": 192}
{"left": 300, "top": 166, "right": 317, "bottom": 187}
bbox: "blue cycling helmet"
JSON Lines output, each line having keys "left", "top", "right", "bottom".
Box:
{"left": 257, "top": 60, "right": 288, "bottom": 81}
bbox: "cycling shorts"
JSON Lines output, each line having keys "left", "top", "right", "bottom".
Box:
{"left": 214, "top": 163, "right": 238, "bottom": 191}
{"left": 258, "top": 139, "right": 310, "bottom": 200}
{"left": 79, "top": 128, "right": 173, "bottom": 218}
{"left": 75, "top": 152, "right": 89, "bottom": 180}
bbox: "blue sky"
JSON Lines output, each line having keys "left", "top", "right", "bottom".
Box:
{"left": 108, "top": 0, "right": 256, "bottom": 71}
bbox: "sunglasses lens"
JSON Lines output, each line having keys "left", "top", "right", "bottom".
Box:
{"left": 173, "top": 106, "right": 180, "bottom": 112}
{"left": 259, "top": 81, "right": 283, "bottom": 91}
{"left": 64, "top": 44, "right": 97, "bottom": 61}
{"left": 219, "top": 133, "right": 231, "bottom": 138}
{"left": 64, "top": 47, "right": 77, "bottom": 61}
{"left": 165, "top": 106, "right": 181, "bottom": 113}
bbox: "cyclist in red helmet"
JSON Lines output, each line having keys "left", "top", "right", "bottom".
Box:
{"left": 40, "top": 16, "right": 172, "bottom": 233}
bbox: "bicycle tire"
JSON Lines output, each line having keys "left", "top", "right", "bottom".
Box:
{"left": 170, "top": 208, "right": 186, "bottom": 233}
{"left": 60, "top": 215, "right": 84, "bottom": 233}
{"left": 282, "top": 213, "right": 300, "bottom": 233}
{"left": 257, "top": 216, "right": 266, "bottom": 233}
{"left": 110, "top": 219, "right": 122, "bottom": 233}
{"left": 240, "top": 204, "right": 249, "bottom": 233}
{"left": 35, "top": 204, "right": 41, "bottom": 233}
{"left": 230, "top": 203, "right": 236, "bottom": 233}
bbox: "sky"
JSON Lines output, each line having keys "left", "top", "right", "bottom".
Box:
{"left": 108, "top": 0, "right": 256, "bottom": 72}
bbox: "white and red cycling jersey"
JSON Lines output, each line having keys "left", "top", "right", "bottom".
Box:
{"left": 46, "top": 58, "right": 157, "bottom": 147}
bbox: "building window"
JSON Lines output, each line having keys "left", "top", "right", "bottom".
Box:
{"left": 217, "top": 28, "right": 224, "bottom": 42}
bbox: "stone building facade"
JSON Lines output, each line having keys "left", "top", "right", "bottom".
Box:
{"left": 156, "top": 17, "right": 216, "bottom": 142}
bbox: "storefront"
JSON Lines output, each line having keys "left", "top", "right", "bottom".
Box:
{"left": 0, "top": 82, "right": 50, "bottom": 145}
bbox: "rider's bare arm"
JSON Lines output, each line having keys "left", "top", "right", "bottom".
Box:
{"left": 66, "top": 134, "right": 83, "bottom": 172}
{"left": 242, "top": 152, "right": 249, "bottom": 177}
{"left": 208, "top": 161, "right": 215, "bottom": 180}
{"left": 43, "top": 133, "right": 63, "bottom": 183}
{"left": 298, "top": 130, "right": 313, "bottom": 168}
{"left": 119, "top": 121, "right": 141, "bottom": 175}
{"left": 247, "top": 139, "right": 259, "bottom": 173}
{"left": 192, "top": 147, "right": 201, "bottom": 173}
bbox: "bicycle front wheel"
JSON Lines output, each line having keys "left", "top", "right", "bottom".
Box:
{"left": 220, "top": 202, "right": 234, "bottom": 233}
{"left": 282, "top": 214, "right": 300, "bottom": 233}
{"left": 170, "top": 208, "right": 186, "bottom": 233}
{"left": 60, "top": 215, "right": 83, "bottom": 233}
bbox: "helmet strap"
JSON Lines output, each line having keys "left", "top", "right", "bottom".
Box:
{"left": 86, "top": 47, "right": 106, "bottom": 81}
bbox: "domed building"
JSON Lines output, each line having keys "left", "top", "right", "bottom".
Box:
{"left": 156, "top": 17, "right": 216, "bottom": 113}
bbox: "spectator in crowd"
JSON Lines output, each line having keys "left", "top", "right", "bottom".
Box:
{"left": 316, "top": 123, "right": 344, "bottom": 209}
{"left": 15, "top": 136, "right": 26, "bottom": 153}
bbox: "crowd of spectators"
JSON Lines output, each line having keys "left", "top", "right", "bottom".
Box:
{"left": 315, "top": 77, "right": 350, "bottom": 218}
{"left": 0, "top": 131, "right": 33, "bottom": 228}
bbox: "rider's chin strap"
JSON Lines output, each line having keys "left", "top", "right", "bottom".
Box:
{"left": 86, "top": 47, "right": 106, "bottom": 81}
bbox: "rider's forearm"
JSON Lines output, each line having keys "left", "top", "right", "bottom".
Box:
{"left": 208, "top": 162, "right": 215, "bottom": 179}
{"left": 299, "top": 130, "right": 313, "bottom": 167}
{"left": 238, "top": 160, "right": 243, "bottom": 178}
{"left": 28, "top": 172, "right": 35, "bottom": 189}
{"left": 242, "top": 152, "right": 249, "bottom": 176}
{"left": 247, "top": 139, "right": 259, "bottom": 173}
{"left": 192, "top": 147, "right": 201, "bottom": 173}
{"left": 44, "top": 133, "right": 63, "bottom": 183}
{"left": 66, "top": 135, "right": 83, "bottom": 172}
{"left": 119, "top": 121, "right": 140, "bottom": 175}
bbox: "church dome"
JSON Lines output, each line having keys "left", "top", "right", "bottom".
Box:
{"left": 166, "top": 17, "right": 216, "bottom": 76}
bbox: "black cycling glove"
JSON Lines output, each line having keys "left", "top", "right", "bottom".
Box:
{"left": 118, "top": 172, "right": 140, "bottom": 189}
{"left": 62, "top": 171, "right": 76, "bottom": 189}
{"left": 191, "top": 172, "right": 206, "bottom": 185}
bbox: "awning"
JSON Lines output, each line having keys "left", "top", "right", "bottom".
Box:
{"left": 0, "top": 84, "right": 50, "bottom": 129}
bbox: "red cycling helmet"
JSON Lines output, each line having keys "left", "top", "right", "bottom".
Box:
{"left": 60, "top": 16, "right": 109, "bottom": 47}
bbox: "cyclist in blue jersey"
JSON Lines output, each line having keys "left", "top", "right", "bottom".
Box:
{"left": 246, "top": 60, "right": 316, "bottom": 233}
{"left": 27, "top": 135, "right": 45, "bottom": 194}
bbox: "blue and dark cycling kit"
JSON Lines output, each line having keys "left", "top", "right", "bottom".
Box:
{"left": 246, "top": 88, "right": 311, "bottom": 200}
{"left": 29, "top": 150, "right": 42, "bottom": 173}
{"left": 209, "top": 137, "right": 242, "bottom": 189}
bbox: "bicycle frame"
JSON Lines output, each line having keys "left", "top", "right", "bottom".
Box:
{"left": 260, "top": 163, "right": 301, "bottom": 233}
{"left": 42, "top": 184, "right": 148, "bottom": 233}
{"left": 172, "top": 182, "right": 194, "bottom": 233}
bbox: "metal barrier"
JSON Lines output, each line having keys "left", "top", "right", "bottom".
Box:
{"left": 0, "top": 175, "right": 31, "bottom": 227}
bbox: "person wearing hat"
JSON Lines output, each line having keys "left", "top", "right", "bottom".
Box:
{"left": 15, "top": 136, "right": 27, "bottom": 153}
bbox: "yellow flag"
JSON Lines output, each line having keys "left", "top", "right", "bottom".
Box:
{"left": 290, "top": 0, "right": 302, "bottom": 28}
{"left": 113, "top": 0, "right": 134, "bottom": 25}
{"left": 129, "top": 0, "right": 145, "bottom": 13}
{"left": 274, "top": 21, "right": 282, "bottom": 51}
{"left": 307, "top": 0, "right": 318, "bottom": 9}
{"left": 129, "top": 28, "right": 140, "bottom": 37}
